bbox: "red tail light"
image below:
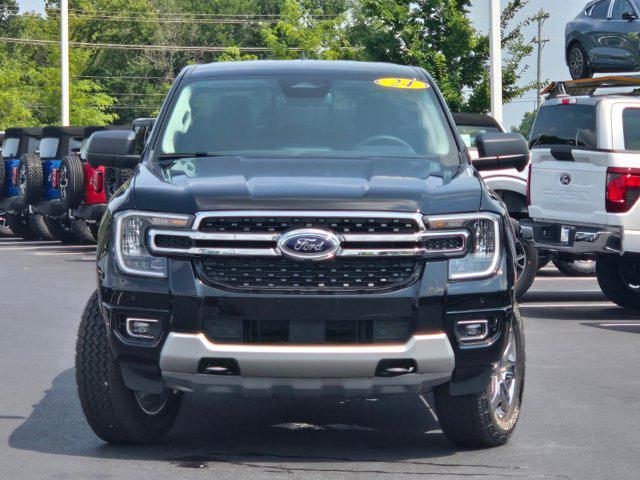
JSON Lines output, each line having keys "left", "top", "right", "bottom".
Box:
{"left": 606, "top": 167, "right": 640, "bottom": 213}
{"left": 51, "top": 169, "right": 60, "bottom": 189}
{"left": 526, "top": 164, "right": 532, "bottom": 207}
{"left": 11, "top": 166, "right": 18, "bottom": 186}
{"left": 90, "top": 170, "right": 103, "bottom": 193}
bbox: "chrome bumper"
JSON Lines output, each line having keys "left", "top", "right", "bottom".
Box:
{"left": 159, "top": 332, "right": 455, "bottom": 397}
{"left": 521, "top": 220, "right": 621, "bottom": 254}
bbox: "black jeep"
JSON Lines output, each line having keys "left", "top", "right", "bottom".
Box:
{"left": 77, "top": 60, "right": 528, "bottom": 448}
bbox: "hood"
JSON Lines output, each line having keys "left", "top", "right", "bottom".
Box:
{"left": 131, "top": 156, "right": 482, "bottom": 215}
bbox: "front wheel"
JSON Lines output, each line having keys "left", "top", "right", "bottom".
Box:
{"left": 568, "top": 43, "right": 592, "bottom": 80}
{"left": 76, "top": 292, "right": 183, "bottom": 444}
{"left": 433, "top": 307, "right": 525, "bottom": 448}
{"left": 596, "top": 255, "right": 640, "bottom": 309}
{"left": 43, "top": 215, "right": 78, "bottom": 243}
{"left": 0, "top": 209, "right": 13, "bottom": 236}
{"left": 5, "top": 212, "right": 36, "bottom": 239}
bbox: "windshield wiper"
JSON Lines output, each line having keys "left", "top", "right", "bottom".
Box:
{"left": 157, "top": 152, "right": 229, "bottom": 159}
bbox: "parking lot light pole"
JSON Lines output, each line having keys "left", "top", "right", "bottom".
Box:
{"left": 489, "top": 0, "right": 503, "bottom": 125}
{"left": 61, "top": 0, "right": 70, "bottom": 126}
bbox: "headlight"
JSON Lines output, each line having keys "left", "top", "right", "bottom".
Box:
{"left": 114, "top": 211, "right": 193, "bottom": 278}
{"left": 424, "top": 213, "right": 501, "bottom": 280}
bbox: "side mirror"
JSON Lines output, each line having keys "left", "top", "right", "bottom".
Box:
{"left": 622, "top": 11, "right": 637, "bottom": 21}
{"left": 86, "top": 130, "right": 141, "bottom": 169}
{"left": 473, "top": 132, "right": 529, "bottom": 172}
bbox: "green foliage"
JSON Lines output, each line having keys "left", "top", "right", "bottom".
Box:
{"left": 1, "top": 0, "right": 537, "bottom": 127}
{"left": 512, "top": 109, "right": 537, "bottom": 139}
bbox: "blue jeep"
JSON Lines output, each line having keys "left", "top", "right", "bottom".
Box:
{"left": 0, "top": 127, "right": 42, "bottom": 239}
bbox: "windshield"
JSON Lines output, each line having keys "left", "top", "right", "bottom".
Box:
{"left": 456, "top": 125, "right": 501, "bottom": 148}
{"left": 159, "top": 75, "right": 459, "bottom": 166}
{"left": 1, "top": 138, "right": 19, "bottom": 157}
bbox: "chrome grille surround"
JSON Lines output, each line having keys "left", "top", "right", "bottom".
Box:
{"left": 147, "top": 210, "right": 469, "bottom": 259}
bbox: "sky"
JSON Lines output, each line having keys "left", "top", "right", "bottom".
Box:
{"left": 17, "top": 0, "right": 589, "bottom": 129}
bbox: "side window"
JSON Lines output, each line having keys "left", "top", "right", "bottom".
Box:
{"left": 591, "top": 0, "right": 611, "bottom": 18}
{"left": 612, "top": 0, "right": 635, "bottom": 19}
{"left": 623, "top": 108, "right": 640, "bottom": 150}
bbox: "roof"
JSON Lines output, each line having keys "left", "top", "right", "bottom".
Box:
{"left": 4, "top": 127, "right": 42, "bottom": 139}
{"left": 42, "top": 126, "right": 97, "bottom": 138}
{"left": 452, "top": 112, "right": 500, "bottom": 128}
{"left": 190, "top": 60, "right": 421, "bottom": 79}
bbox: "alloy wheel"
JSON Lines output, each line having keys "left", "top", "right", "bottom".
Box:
{"left": 569, "top": 47, "right": 584, "bottom": 79}
{"left": 514, "top": 238, "right": 527, "bottom": 282}
{"left": 489, "top": 327, "right": 518, "bottom": 420}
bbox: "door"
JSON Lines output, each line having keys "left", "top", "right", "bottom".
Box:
{"left": 585, "top": 0, "right": 616, "bottom": 67}
{"left": 528, "top": 102, "right": 609, "bottom": 226}
{"left": 607, "top": 0, "right": 640, "bottom": 69}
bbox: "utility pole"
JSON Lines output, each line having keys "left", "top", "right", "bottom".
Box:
{"left": 533, "top": 9, "right": 550, "bottom": 110}
{"left": 489, "top": 0, "right": 503, "bottom": 125}
{"left": 61, "top": 0, "right": 70, "bottom": 126}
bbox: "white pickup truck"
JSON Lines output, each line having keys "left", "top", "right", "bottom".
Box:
{"left": 524, "top": 76, "right": 640, "bottom": 308}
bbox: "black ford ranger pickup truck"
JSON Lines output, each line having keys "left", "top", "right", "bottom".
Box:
{"left": 77, "top": 60, "right": 529, "bottom": 448}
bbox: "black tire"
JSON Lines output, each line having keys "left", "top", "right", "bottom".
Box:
{"left": 28, "top": 213, "right": 54, "bottom": 240}
{"left": 6, "top": 212, "right": 36, "bottom": 239}
{"left": 17, "top": 153, "right": 43, "bottom": 204}
{"left": 434, "top": 306, "right": 526, "bottom": 448}
{"left": 553, "top": 259, "right": 596, "bottom": 277}
{"left": 71, "top": 218, "right": 96, "bottom": 244}
{"left": 537, "top": 252, "right": 551, "bottom": 270}
{"left": 568, "top": 43, "right": 592, "bottom": 80}
{"left": 43, "top": 215, "right": 78, "bottom": 243}
{"left": 0, "top": 209, "right": 13, "bottom": 236}
{"left": 596, "top": 255, "right": 640, "bottom": 309}
{"left": 76, "top": 292, "right": 183, "bottom": 444}
{"left": 59, "top": 154, "right": 85, "bottom": 209}
{"left": 0, "top": 163, "right": 5, "bottom": 198}
{"left": 511, "top": 219, "right": 538, "bottom": 298}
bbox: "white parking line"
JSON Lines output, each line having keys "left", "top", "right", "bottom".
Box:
{"left": 520, "top": 302, "right": 614, "bottom": 308}
{"left": 597, "top": 323, "right": 640, "bottom": 327}
{"left": 33, "top": 251, "right": 96, "bottom": 256}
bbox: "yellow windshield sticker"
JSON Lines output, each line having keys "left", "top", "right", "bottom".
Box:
{"left": 374, "top": 78, "right": 428, "bottom": 90}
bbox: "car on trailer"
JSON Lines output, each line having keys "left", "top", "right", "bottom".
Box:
{"left": 453, "top": 113, "right": 538, "bottom": 295}
{"left": 524, "top": 75, "right": 640, "bottom": 307}
{"left": 76, "top": 60, "right": 529, "bottom": 448}
{"left": 0, "top": 127, "right": 42, "bottom": 239}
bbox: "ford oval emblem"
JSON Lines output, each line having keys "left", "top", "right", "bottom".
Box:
{"left": 277, "top": 229, "right": 341, "bottom": 261}
{"left": 560, "top": 173, "right": 572, "bottom": 185}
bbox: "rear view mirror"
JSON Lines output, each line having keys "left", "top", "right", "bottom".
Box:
{"left": 622, "top": 11, "right": 637, "bottom": 21}
{"left": 86, "top": 130, "right": 141, "bottom": 169}
{"left": 473, "top": 133, "right": 529, "bottom": 172}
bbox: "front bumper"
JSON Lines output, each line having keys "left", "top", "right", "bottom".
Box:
{"left": 521, "top": 219, "right": 621, "bottom": 255}
{"left": 159, "top": 332, "right": 454, "bottom": 396}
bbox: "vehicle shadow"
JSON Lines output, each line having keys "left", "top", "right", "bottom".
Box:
{"left": 521, "top": 305, "right": 640, "bottom": 321}
{"left": 9, "top": 369, "right": 477, "bottom": 470}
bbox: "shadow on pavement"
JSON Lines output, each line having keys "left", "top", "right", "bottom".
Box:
{"left": 9, "top": 369, "right": 506, "bottom": 472}
{"left": 521, "top": 305, "right": 640, "bottom": 321}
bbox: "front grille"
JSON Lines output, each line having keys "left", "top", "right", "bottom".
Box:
{"left": 198, "top": 216, "right": 420, "bottom": 234}
{"left": 155, "top": 234, "right": 193, "bottom": 249}
{"left": 196, "top": 257, "right": 422, "bottom": 294}
{"left": 204, "top": 318, "right": 412, "bottom": 344}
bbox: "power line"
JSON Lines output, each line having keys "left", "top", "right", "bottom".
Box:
{"left": 0, "top": 36, "right": 292, "bottom": 52}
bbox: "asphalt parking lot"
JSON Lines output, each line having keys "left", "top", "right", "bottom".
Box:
{"left": 1, "top": 237, "right": 639, "bottom": 480}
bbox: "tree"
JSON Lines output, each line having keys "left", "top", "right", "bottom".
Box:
{"left": 350, "top": 0, "right": 535, "bottom": 113}
{"left": 512, "top": 110, "right": 537, "bottom": 139}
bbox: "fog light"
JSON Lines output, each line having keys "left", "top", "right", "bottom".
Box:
{"left": 455, "top": 319, "right": 489, "bottom": 344}
{"left": 125, "top": 318, "right": 160, "bottom": 340}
